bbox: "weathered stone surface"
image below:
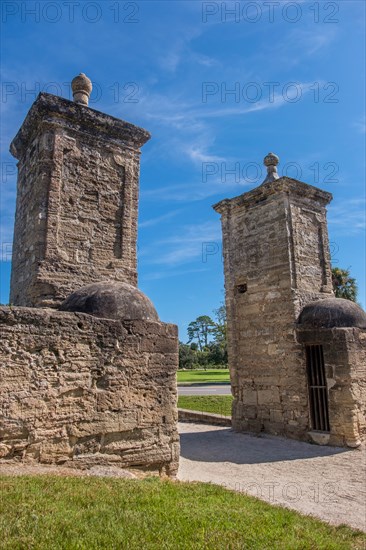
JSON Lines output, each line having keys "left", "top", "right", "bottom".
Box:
{"left": 297, "top": 326, "right": 366, "bottom": 447}
{"left": 9, "top": 92, "right": 150, "bottom": 308}
{"left": 3, "top": 85, "right": 179, "bottom": 476}
{"left": 298, "top": 298, "right": 366, "bottom": 329}
{"left": 215, "top": 159, "right": 366, "bottom": 447}
{"left": 0, "top": 306, "right": 179, "bottom": 475}
{"left": 214, "top": 167, "right": 335, "bottom": 441}
{"left": 60, "top": 281, "right": 159, "bottom": 321}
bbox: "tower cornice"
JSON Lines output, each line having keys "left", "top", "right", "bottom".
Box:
{"left": 10, "top": 92, "right": 151, "bottom": 160}
{"left": 213, "top": 176, "right": 333, "bottom": 214}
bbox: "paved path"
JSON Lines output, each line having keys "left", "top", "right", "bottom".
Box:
{"left": 177, "top": 422, "right": 366, "bottom": 532}
{"left": 178, "top": 384, "right": 232, "bottom": 396}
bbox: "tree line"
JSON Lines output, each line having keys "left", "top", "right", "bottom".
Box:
{"left": 179, "top": 305, "right": 228, "bottom": 370}
{"left": 179, "top": 267, "right": 359, "bottom": 370}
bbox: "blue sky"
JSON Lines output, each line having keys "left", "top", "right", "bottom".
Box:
{"left": 0, "top": 0, "right": 365, "bottom": 339}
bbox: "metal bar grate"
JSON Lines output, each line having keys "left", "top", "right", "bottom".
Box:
{"left": 305, "top": 345, "right": 330, "bottom": 432}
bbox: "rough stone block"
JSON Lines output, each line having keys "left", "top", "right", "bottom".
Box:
{"left": 0, "top": 306, "right": 180, "bottom": 476}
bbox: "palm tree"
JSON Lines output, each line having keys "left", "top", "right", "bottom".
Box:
{"left": 331, "top": 267, "right": 358, "bottom": 302}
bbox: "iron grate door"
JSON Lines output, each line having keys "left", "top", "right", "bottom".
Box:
{"left": 305, "top": 345, "right": 330, "bottom": 432}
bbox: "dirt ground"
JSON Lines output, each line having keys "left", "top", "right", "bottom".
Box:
{"left": 177, "top": 422, "right": 366, "bottom": 532}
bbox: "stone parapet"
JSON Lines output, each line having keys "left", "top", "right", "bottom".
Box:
{"left": 0, "top": 306, "right": 180, "bottom": 476}
{"left": 213, "top": 176, "right": 332, "bottom": 213}
{"left": 10, "top": 93, "right": 150, "bottom": 159}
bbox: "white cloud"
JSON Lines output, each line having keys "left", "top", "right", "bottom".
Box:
{"left": 353, "top": 117, "right": 366, "bottom": 134}
{"left": 328, "top": 198, "right": 366, "bottom": 235}
{"left": 190, "top": 52, "right": 219, "bottom": 68}
{"left": 186, "top": 147, "right": 222, "bottom": 164}
{"left": 260, "top": 26, "right": 338, "bottom": 68}
{"left": 141, "top": 267, "right": 209, "bottom": 281}
{"left": 139, "top": 209, "right": 181, "bottom": 228}
{"left": 140, "top": 221, "right": 222, "bottom": 266}
{"left": 295, "top": 27, "right": 338, "bottom": 56}
{"left": 140, "top": 176, "right": 250, "bottom": 203}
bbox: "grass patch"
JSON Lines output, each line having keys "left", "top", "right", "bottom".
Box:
{"left": 177, "top": 369, "right": 230, "bottom": 384}
{"left": 178, "top": 395, "right": 233, "bottom": 417}
{"left": 0, "top": 475, "right": 364, "bottom": 549}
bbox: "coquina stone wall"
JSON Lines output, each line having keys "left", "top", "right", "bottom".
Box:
{"left": 214, "top": 175, "right": 334, "bottom": 441}
{"left": 297, "top": 302, "right": 366, "bottom": 447}
{"left": 0, "top": 306, "right": 179, "bottom": 476}
{"left": 10, "top": 93, "right": 150, "bottom": 308}
{"left": 2, "top": 79, "right": 180, "bottom": 475}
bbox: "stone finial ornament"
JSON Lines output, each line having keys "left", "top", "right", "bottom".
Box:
{"left": 262, "top": 152, "right": 280, "bottom": 184}
{"left": 71, "top": 73, "right": 92, "bottom": 106}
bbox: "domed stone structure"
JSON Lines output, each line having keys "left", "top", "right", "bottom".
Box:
{"left": 297, "top": 297, "right": 366, "bottom": 448}
{"left": 60, "top": 281, "right": 159, "bottom": 321}
{"left": 298, "top": 298, "right": 366, "bottom": 329}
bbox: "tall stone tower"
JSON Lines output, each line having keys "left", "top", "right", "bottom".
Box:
{"left": 10, "top": 73, "right": 150, "bottom": 307}
{"left": 214, "top": 153, "right": 334, "bottom": 440}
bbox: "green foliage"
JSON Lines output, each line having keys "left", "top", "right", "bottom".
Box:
{"left": 178, "top": 342, "right": 196, "bottom": 370}
{"left": 212, "top": 304, "right": 227, "bottom": 343}
{"left": 187, "top": 315, "right": 216, "bottom": 351}
{"left": 0, "top": 475, "right": 364, "bottom": 549}
{"left": 211, "top": 303, "right": 227, "bottom": 362}
{"left": 180, "top": 304, "right": 228, "bottom": 369}
{"left": 332, "top": 267, "right": 358, "bottom": 302}
{"left": 205, "top": 341, "right": 227, "bottom": 365}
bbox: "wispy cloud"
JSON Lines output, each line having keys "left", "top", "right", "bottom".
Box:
{"left": 140, "top": 176, "right": 249, "bottom": 203}
{"left": 259, "top": 26, "right": 338, "bottom": 68}
{"left": 155, "top": 20, "right": 203, "bottom": 73}
{"left": 135, "top": 79, "right": 320, "bottom": 134}
{"left": 139, "top": 209, "right": 181, "bottom": 229}
{"left": 194, "top": 81, "right": 321, "bottom": 119}
{"left": 190, "top": 52, "right": 219, "bottom": 68}
{"left": 353, "top": 117, "right": 366, "bottom": 134}
{"left": 294, "top": 27, "right": 338, "bottom": 56}
{"left": 328, "top": 198, "right": 366, "bottom": 235}
{"left": 132, "top": 79, "right": 318, "bottom": 186}
{"left": 185, "top": 145, "right": 225, "bottom": 164}
{"left": 141, "top": 267, "right": 209, "bottom": 281}
{"left": 140, "top": 221, "right": 222, "bottom": 266}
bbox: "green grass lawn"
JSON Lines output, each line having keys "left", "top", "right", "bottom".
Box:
{"left": 178, "top": 395, "right": 233, "bottom": 417}
{"left": 0, "top": 476, "right": 364, "bottom": 549}
{"left": 177, "top": 369, "right": 230, "bottom": 385}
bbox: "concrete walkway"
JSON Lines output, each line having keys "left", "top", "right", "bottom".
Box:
{"left": 177, "top": 422, "right": 366, "bottom": 532}
{"left": 178, "top": 384, "right": 231, "bottom": 395}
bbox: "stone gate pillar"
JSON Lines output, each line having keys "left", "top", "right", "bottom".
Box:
{"left": 2, "top": 74, "right": 180, "bottom": 475}
{"left": 214, "top": 153, "right": 334, "bottom": 440}
{"left": 10, "top": 73, "right": 150, "bottom": 307}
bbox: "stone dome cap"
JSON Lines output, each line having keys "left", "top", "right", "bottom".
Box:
{"left": 60, "top": 281, "right": 159, "bottom": 321}
{"left": 298, "top": 298, "right": 366, "bottom": 329}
